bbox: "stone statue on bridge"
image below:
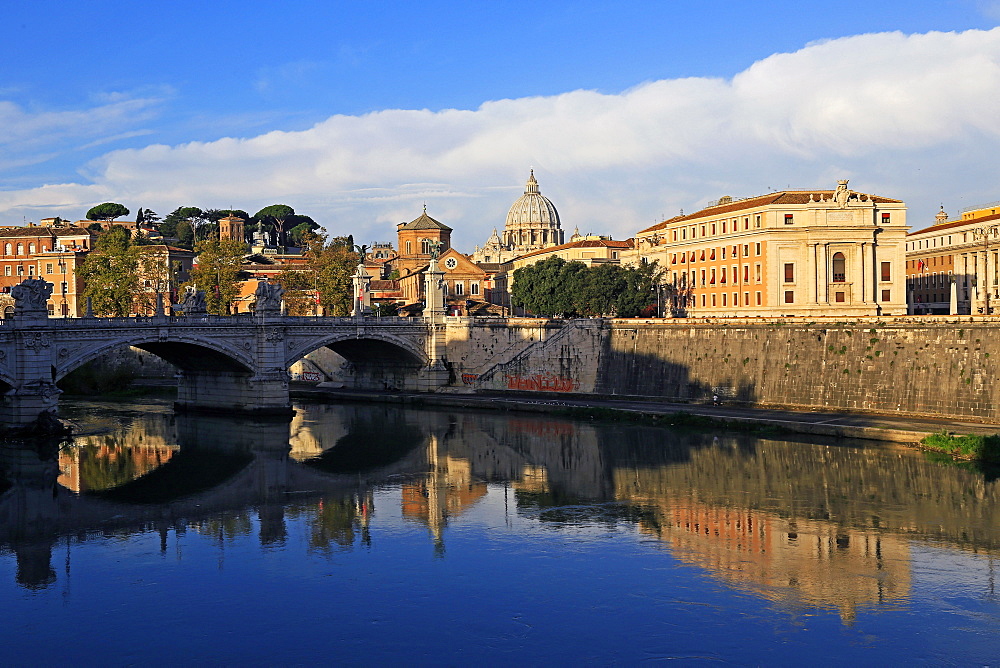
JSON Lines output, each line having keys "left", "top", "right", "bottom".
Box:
{"left": 172, "top": 286, "right": 207, "bottom": 316}
{"left": 11, "top": 277, "right": 53, "bottom": 317}
{"left": 254, "top": 280, "right": 284, "bottom": 314}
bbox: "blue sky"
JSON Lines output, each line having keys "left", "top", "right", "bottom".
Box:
{"left": 3, "top": 1, "right": 1000, "bottom": 247}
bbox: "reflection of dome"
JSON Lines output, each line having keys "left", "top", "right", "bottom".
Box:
{"left": 502, "top": 170, "right": 564, "bottom": 252}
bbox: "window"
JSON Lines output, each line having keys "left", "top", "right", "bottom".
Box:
{"left": 784, "top": 290, "right": 794, "bottom": 304}
{"left": 722, "top": 222, "right": 727, "bottom": 233}
{"left": 27, "top": 265, "right": 34, "bottom": 276}
{"left": 755, "top": 215, "right": 761, "bottom": 228}
{"left": 784, "top": 263, "right": 794, "bottom": 283}
{"left": 743, "top": 245, "right": 749, "bottom": 256}
{"left": 744, "top": 292, "right": 749, "bottom": 306}
{"left": 881, "top": 213, "right": 890, "bottom": 224}
{"left": 732, "top": 265, "right": 738, "bottom": 285}
{"left": 612, "top": 251, "right": 618, "bottom": 259}
{"left": 421, "top": 240, "right": 431, "bottom": 254}
{"left": 711, "top": 223, "right": 716, "bottom": 235}
{"left": 784, "top": 214, "right": 793, "bottom": 225}
{"left": 756, "top": 291, "right": 762, "bottom": 305}
{"left": 882, "top": 289, "right": 891, "bottom": 301}
{"left": 406, "top": 240, "right": 412, "bottom": 254}
{"left": 743, "top": 265, "right": 749, "bottom": 282}
{"left": 701, "top": 294, "right": 706, "bottom": 307}
{"left": 755, "top": 264, "right": 761, "bottom": 282}
{"left": 755, "top": 243, "right": 761, "bottom": 255}
{"left": 710, "top": 268, "right": 716, "bottom": 284}
{"left": 3, "top": 266, "right": 9, "bottom": 276}
{"left": 832, "top": 252, "right": 846, "bottom": 282}
{"left": 28, "top": 243, "right": 35, "bottom": 254}
{"left": 712, "top": 294, "right": 717, "bottom": 306}
{"left": 3, "top": 244, "right": 9, "bottom": 255}
{"left": 673, "top": 230, "right": 678, "bottom": 241}
{"left": 471, "top": 283, "right": 479, "bottom": 295}
{"left": 682, "top": 229, "right": 687, "bottom": 240}
{"left": 16, "top": 266, "right": 23, "bottom": 276}
{"left": 744, "top": 218, "right": 750, "bottom": 230}
{"left": 700, "top": 269, "right": 706, "bottom": 287}
{"left": 835, "top": 292, "right": 845, "bottom": 303}
{"left": 454, "top": 282, "right": 464, "bottom": 295}
{"left": 720, "top": 267, "right": 726, "bottom": 284}
{"left": 45, "top": 263, "right": 53, "bottom": 274}
{"left": 701, "top": 225, "right": 706, "bottom": 236}
{"left": 722, "top": 293, "right": 727, "bottom": 306}
{"left": 722, "top": 247, "right": 727, "bottom": 259}
{"left": 881, "top": 261, "right": 891, "bottom": 282}
{"left": 16, "top": 243, "right": 23, "bottom": 255}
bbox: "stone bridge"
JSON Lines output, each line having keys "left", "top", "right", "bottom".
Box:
{"left": 0, "top": 309, "right": 446, "bottom": 429}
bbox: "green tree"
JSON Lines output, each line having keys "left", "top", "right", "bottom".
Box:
{"left": 512, "top": 256, "right": 585, "bottom": 317}
{"left": 175, "top": 221, "right": 194, "bottom": 247}
{"left": 86, "top": 202, "right": 130, "bottom": 221}
{"left": 187, "top": 239, "right": 247, "bottom": 315}
{"left": 278, "top": 232, "right": 359, "bottom": 316}
{"left": 78, "top": 227, "right": 144, "bottom": 316}
{"left": 512, "top": 258, "right": 662, "bottom": 318}
{"left": 254, "top": 204, "right": 295, "bottom": 246}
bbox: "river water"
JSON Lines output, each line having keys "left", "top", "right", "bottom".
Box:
{"left": 1, "top": 398, "right": 999, "bottom": 665}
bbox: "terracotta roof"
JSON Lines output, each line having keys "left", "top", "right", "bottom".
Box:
{"left": 0, "top": 226, "right": 93, "bottom": 238}
{"left": 637, "top": 190, "right": 903, "bottom": 234}
{"left": 908, "top": 211, "right": 1000, "bottom": 236}
{"left": 369, "top": 280, "right": 398, "bottom": 290}
{"left": 515, "top": 238, "right": 632, "bottom": 261}
{"left": 399, "top": 211, "right": 451, "bottom": 231}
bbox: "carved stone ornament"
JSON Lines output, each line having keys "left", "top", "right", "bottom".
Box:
{"left": 254, "top": 280, "right": 284, "bottom": 314}
{"left": 24, "top": 332, "right": 52, "bottom": 352}
{"left": 11, "top": 277, "right": 53, "bottom": 315}
{"left": 16, "top": 379, "right": 61, "bottom": 400}
{"left": 265, "top": 328, "right": 285, "bottom": 342}
{"left": 833, "top": 179, "right": 854, "bottom": 209}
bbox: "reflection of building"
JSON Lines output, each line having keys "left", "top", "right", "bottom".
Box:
{"left": 400, "top": 435, "right": 488, "bottom": 553}
{"left": 58, "top": 441, "right": 177, "bottom": 492}
{"left": 627, "top": 181, "right": 908, "bottom": 317}
{"left": 615, "top": 479, "right": 911, "bottom": 623}
{"left": 905, "top": 202, "right": 1000, "bottom": 314}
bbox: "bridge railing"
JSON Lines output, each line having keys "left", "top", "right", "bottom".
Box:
{"left": 10, "top": 314, "right": 425, "bottom": 328}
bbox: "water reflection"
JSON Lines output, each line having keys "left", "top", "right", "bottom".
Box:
{"left": 1, "top": 399, "right": 999, "bottom": 625}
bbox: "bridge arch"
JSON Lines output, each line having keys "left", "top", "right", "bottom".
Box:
{"left": 285, "top": 331, "right": 429, "bottom": 370}
{"left": 285, "top": 331, "right": 431, "bottom": 391}
{"left": 56, "top": 335, "right": 255, "bottom": 383}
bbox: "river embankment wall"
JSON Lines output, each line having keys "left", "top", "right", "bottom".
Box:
{"left": 446, "top": 317, "right": 1000, "bottom": 421}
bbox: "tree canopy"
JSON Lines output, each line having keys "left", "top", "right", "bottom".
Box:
{"left": 254, "top": 204, "right": 296, "bottom": 246}
{"left": 86, "top": 202, "right": 130, "bottom": 221}
{"left": 278, "top": 232, "right": 359, "bottom": 316}
{"left": 77, "top": 227, "right": 145, "bottom": 316}
{"left": 186, "top": 239, "right": 248, "bottom": 315}
{"left": 511, "top": 257, "right": 663, "bottom": 318}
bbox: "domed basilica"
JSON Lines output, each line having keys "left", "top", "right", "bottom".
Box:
{"left": 472, "top": 170, "right": 565, "bottom": 264}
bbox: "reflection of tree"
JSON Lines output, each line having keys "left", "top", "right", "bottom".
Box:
{"left": 301, "top": 494, "right": 372, "bottom": 553}
{"left": 192, "top": 512, "right": 253, "bottom": 541}
{"left": 304, "top": 416, "right": 424, "bottom": 474}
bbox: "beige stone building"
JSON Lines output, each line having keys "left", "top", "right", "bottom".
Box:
{"left": 628, "top": 180, "right": 908, "bottom": 317}
{"left": 472, "top": 170, "right": 565, "bottom": 264}
{"left": 905, "top": 202, "right": 1000, "bottom": 314}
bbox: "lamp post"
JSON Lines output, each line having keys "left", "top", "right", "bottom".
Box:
{"left": 972, "top": 224, "right": 1000, "bottom": 314}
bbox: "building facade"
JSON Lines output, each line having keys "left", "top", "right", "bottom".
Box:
{"left": 628, "top": 181, "right": 908, "bottom": 317}
{"left": 905, "top": 202, "right": 1000, "bottom": 315}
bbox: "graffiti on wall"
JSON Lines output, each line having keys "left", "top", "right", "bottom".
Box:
{"left": 461, "top": 373, "right": 479, "bottom": 385}
{"left": 505, "top": 373, "right": 577, "bottom": 393}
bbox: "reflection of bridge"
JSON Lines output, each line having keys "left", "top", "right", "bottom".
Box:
{"left": 0, "top": 311, "right": 445, "bottom": 428}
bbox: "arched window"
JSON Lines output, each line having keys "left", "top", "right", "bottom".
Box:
{"left": 421, "top": 239, "right": 430, "bottom": 255}
{"left": 3, "top": 243, "right": 10, "bottom": 255}
{"left": 406, "top": 240, "right": 412, "bottom": 255}
{"left": 832, "top": 252, "right": 846, "bottom": 282}
{"left": 16, "top": 243, "right": 23, "bottom": 255}
{"left": 28, "top": 243, "right": 35, "bottom": 254}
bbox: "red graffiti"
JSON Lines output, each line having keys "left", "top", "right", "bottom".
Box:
{"left": 461, "top": 373, "right": 478, "bottom": 385}
{"left": 505, "top": 374, "right": 577, "bottom": 393}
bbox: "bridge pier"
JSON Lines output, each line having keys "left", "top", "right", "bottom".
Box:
{"left": 174, "top": 370, "right": 293, "bottom": 417}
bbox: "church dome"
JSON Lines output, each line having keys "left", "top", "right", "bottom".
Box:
{"left": 502, "top": 170, "right": 563, "bottom": 251}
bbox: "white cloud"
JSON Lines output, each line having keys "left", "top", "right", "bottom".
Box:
{"left": 3, "top": 28, "right": 1000, "bottom": 243}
